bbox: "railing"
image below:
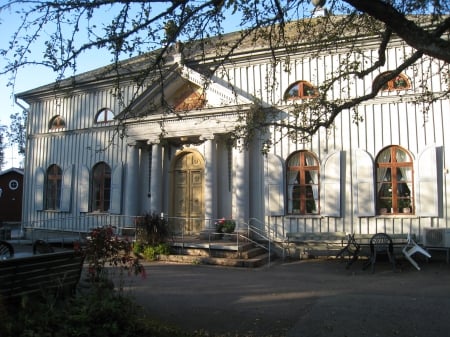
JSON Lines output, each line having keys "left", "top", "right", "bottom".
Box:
{"left": 164, "top": 216, "right": 274, "bottom": 266}
{"left": 19, "top": 215, "right": 275, "bottom": 266}
{"left": 20, "top": 214, "right": 141, "bottom": 243}
{"left": 246, "top": 218, "right": 273, "bottom": 266}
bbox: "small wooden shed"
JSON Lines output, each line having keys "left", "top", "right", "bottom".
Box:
{"left": 0, "top": 168, "right": 24, "bottom": 224}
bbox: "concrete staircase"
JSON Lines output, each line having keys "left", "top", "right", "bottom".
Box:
{"left": 158, "top": 236, "right": 276, "bottom": 268}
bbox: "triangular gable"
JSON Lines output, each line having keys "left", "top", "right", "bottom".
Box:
{"left": 0, "top": 168, "right": 24, "bottom": 176}
{"left": 121, "top": 65, "right": 252, "bottom": 118}
{"left": 180, "top": 66, "right": 252, "bottom": 106}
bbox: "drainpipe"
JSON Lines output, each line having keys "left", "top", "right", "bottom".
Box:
{"left": 14, "top": 97, "right": 29, "bottom": 114}
{"left": 14, "top": 96, "right": 30, "bottom": 233}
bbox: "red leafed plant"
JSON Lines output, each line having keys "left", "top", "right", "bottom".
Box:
{"left": 84, "top": 226, "right": 145, "bottom": 285}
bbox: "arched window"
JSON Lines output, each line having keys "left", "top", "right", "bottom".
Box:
{"left": 286, "top": 151, "right": 320, "bottom": 215}
{"left": 49, "top": 115, "right": 65, "bottom": 130}
{"left": 376, "top": 146, "right": 414, "bottom": 215}
{"left": 374, "top": 72, "right": 411, "bottom": 92}
{"left": 284, "top": 81, "right": 318, "bottom": 100}
{"left": 95, "top": 108, "right": 115, "bottom": 123}
{"left": 45, "top": 164, "right": 62, "bottom": 210}
{"left": 91, "top": 162, "right": 111, "bottom": 212}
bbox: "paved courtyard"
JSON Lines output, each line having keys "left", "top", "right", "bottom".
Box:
{"left": 122, "top": 254, "right": 450, "bottom": 337}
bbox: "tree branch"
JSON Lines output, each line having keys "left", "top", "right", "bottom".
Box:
{"left": 344, "top": 0, "right": 450, "bottom": 62}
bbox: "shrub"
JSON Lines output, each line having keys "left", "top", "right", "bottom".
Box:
{"left": 84, "top": 226, "right": 145, "bottom": 285}
{"left": 2, "top": 288, "right": 194, "bottom": 337}
{"left": 142, "top": 243, "right": 171, "bottom": 261}
{"left": 136, "top": 212, "right": 169, "bottom": 245}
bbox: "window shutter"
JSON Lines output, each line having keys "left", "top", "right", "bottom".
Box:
{"left": 264, "top": 154, "right": 284, "bottom": 216}
{"left": 34, "top": 167, "right": 45, "bottom": 211}
{"left": 60, "top": 165, "right": 73, "bottom": 212}
{"left": 353, "top": 149, "right": 375, "bottom": 216}
{"left": 416, "top": 145, "right": 438, "bottom": 216}
{"left": 322, "top": 151, "right": 342, "bottom": 217}
{"left": 109, "top": 163, "right": 123, "bottom": 214}
{"left": 79, "top": 165, "right": 90, "bottom": 213}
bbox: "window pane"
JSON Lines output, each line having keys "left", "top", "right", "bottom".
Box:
{"left": 378, "top": 148, "right": 391, "bottom": 163}
{"left": 302, "top": 83, "right": 316, "bottom": 97}
{"left": 46, "top": 165, "right": 62, "bottom": 210}
{"left": 95, "top": 109, "right": 114, "bottom": 123}
{"left": 375, "top": 72, "right": 410, "bottom": 92}
{"left": 91, "top": 162, "right": 111, "bottom": 212}
{"left": 286, "top": 85, "right": 299, "bottom": 99}
{"left": 287, "top": 151, "right": 319, "bottom": 215}
{"left": 395, "top": 148, "right": 409, "bottom": 162}
{"left": 376, "top": 146, "right": 414, "bottom": 214}
{"left": 288, "top": 153, "right": 300, "bottom": 166}
{"left": 50, "top": 116, "right": 65, "bottom": 130}
{"left": 284, "top": 81, "right": 318, "bottom": 100}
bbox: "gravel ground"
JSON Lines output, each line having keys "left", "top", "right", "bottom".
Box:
{"left": 121, "top": 254, "right": 450, "bottom": 337}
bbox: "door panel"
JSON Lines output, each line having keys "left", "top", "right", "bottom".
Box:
{"left": 171, "top": 152, "right": 205, "bottom": 234}
{"left": 189, "top": 170, "right": 203, "bottom": 232}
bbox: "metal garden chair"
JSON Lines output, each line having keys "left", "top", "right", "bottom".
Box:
{"left": 33, "top": 239, "right": 55, "bottom": 254}
{"left": 363, "top": 233, "right": 396, "bottom": 273}
{"left": 0, "top": 240, "right": 14, "bottom": 259}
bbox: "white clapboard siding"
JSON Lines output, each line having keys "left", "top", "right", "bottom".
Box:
{"left": 19, "top": 30, "right": 450, "bottom": 236}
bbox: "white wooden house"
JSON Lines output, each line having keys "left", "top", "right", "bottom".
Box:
{"left": 16, "top": 18, "right": 449, "bottom": 243}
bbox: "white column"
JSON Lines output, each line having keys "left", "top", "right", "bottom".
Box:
{"left": 150, "top": 142, "right": 163, "bottom": 213}
{"left": 124, "top": 144, "right": 139, "bottom": 217}
{"left": 139, "top": 144, "right": 151, "bottom": 214}
{"left": 233, "top": 148, "right": 249, "bottom": 227}
{"left": 203, "top": 136, "right": 217, "bottom": 229}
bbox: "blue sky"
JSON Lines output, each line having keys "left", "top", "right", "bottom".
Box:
{"left": 0, "top": 1, "right": 314, "bottom": 169}
{"left": 0, "top": 2, "right": 247, "bottom": 168}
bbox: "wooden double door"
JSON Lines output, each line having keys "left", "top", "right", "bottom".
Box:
{"left": 171, "top": 151, "right": 205, "bottom": 234}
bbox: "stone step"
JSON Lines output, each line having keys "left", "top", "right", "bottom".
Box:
{"left": 169, "top": 245, "right": 266, "bottom": 259}
{"left": 165, "top": 239, "right": 275, "bottom": 267}
{"left": 158, "top": 252, "right": 275, "bottom": 268}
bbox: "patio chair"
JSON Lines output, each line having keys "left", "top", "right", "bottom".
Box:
{"left": 33, "top": 239, "right": 55, "bottom": 254}
{"left": 0, "top": 240, "right": 14, "bottom": 259}
{"left": 363, "top": 233, "right": 396, "bottom": 273}
{"left": 402, "top": 233, "right": 431, "bottom": 271}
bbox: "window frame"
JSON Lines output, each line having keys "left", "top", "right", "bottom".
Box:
{"left": 376, "top": 146, "right": 414, "bottom": 215}
{"left": 91, "top": 162, "right": 112, "bottom": 212}
{"left": 95, "top": 108, "right": 115, "bottom": 124}
{"left": 374, "top": 72, "right": 411, "bottom": 92}
{"left": 286, "top": 150, "right": 320, "bottom": 215}
{"left": 284, "top": 80, "right": 319, "bottom": 100}
{"left": 49, "top": 115, "right": 66, "bottom": 130}
{"left": 45, "top": 164, "right": 62, "bottom": 210}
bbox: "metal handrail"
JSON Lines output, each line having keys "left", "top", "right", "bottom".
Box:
{"left": 19, "top": 215, "right": 274, "bottom": 266}
{"left": 243, "top": 218, "right": 273, "bottom": 266}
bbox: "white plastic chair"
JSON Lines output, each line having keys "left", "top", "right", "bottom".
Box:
{"left": 402, "top": 233, "right": 431, "bottom": 271}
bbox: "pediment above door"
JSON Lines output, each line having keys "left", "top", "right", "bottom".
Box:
{"left": 119, "top": 65, "right": 253, "bottom": 120}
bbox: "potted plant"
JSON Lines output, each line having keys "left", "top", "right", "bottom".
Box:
{"left": 398, "top": 198, "right": 411, "bottom": 213}
{"left": 378, "top": 199, "right": 391, "bottom": 214}
{"left": 215, "top": 218, "right": 236, "bottom": 236}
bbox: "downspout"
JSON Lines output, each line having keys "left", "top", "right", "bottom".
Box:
{"left": 14, "top": 96, "right": 30, "bottom": 232}
{"left": 14, "top": 97, "right": 29, "bottom": 114}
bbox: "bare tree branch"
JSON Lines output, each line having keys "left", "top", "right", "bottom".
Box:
{"left": 344, "top": 0, "right": 450, "bottom": 62}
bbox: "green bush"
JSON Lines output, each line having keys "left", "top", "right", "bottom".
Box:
{"left": 1, "top": 288, "right": 195, "bottom": 337}
{"left": 142, "top": 243, "right": 171, "bottom": 261}
{"left": 136, "top": 212, "right": 170, "bottom": 245}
